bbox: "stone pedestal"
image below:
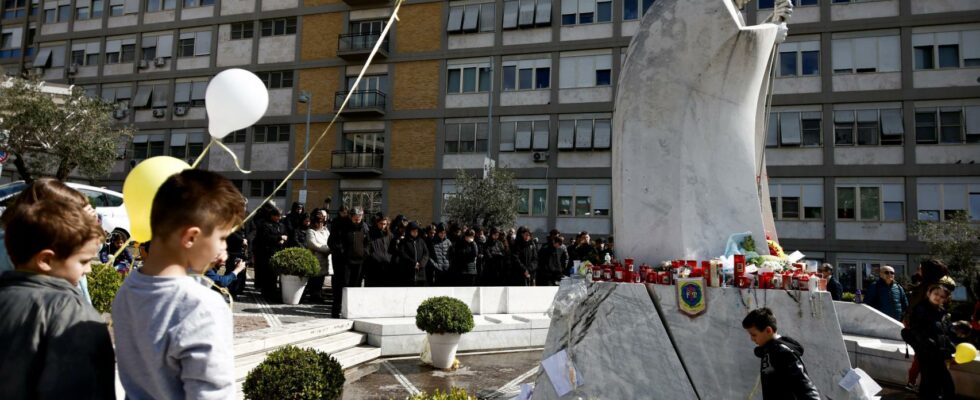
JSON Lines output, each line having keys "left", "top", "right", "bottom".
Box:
{"left": 531, "top": 282, "right": 852, "bottom": 399}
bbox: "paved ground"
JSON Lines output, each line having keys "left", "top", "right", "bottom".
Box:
{"left": 343, "top": 350, "right": 542, "bottom": 400}
{"left": 231, "top": 268, "right": 333, "bottom": 333}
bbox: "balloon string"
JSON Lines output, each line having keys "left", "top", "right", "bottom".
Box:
{"left": 213, "top": 139, "right": 252, "bottom": 174}
{"left": 234, "top": 0, "right": 405, "bottom": 232}
{"left": 191, "top": 140, "right": 214, "bottom": 169}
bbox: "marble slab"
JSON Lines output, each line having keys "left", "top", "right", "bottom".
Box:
{"left": 530, "top": 282, "right": 698, "bottom": 399}
{"left": 834, "top": 301, "right": 904, "bottom": 341}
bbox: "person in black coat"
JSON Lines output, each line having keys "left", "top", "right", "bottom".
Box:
{"left": 742, "top": 308, "right": 821, "bottom": 400}
{"left": 327, "top": 207, "right": 370, "bottom": 318}
{"left": 254, "top": 208, "right": 287, "bottom": 302}
{"left": 364, "top": 216, "right": 392, "bottom": 287}
{"left": 908, "top": 284, "right": 956, "bottom": 400}
{"left": 451, "top": 229, "right": 479, "bottom": 286}
{"left": 393, "top": 222, "right": 430, "bottom": 286}
{"left": 483, "top": 228, "right": 508, "bottom": 286}
{"left": 283, "top": 202, "right": 306, "bottom": 247}
{"left": 819, "top": 264, "right": 843, "bottom": 301}
{"left": 537, "top": 236, "right": 568, "bottom": 286}
{"left": 510, "top": 228, "right": 538, "bottom": 286}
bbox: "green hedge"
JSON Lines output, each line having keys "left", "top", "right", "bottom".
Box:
{"left": 270, "top": 248, "right": 320, "bottom": 278}
{"left": 408, "top": 387, "right": 475, "bottom": 400}
{"left": 415, "top": 296, "right": 474, "bottom": 335}
{"left": 88, "top": 263, "right": 123, "bottom": 314}
{"left": 243, "top": 345, "right": 344, "bottom": 400}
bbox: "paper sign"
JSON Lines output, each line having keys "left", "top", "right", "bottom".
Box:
{"left": 541, "top": 349, "right": 583, "bottom": 396}
{"left": 787, "top": 250, "right": 805, "bottom": 263}
{"left": 838, "top": 368, "right": 881, "bottom": 400}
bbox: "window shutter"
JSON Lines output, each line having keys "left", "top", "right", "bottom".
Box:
{"left": 155, "top": 35, "right": 172, "bottom": 57}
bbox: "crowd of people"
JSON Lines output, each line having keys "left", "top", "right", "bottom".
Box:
{"left": 236, "top": 200, "right": 617, "bottom": 317}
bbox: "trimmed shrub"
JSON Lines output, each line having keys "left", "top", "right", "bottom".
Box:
{"left": 88, "top": 263, "right": 123, "bottom": 314}
{"left": 270, "top": 248, "right": 320, "bottom": 278}
{"left": 243, "top": 345, "right": 344, "bottom": 400}
{"left": 408, "top": 387, "right": 475, "bottom": 400}
{"left": 415, "top": 296, "right": 474, "bottom": 335}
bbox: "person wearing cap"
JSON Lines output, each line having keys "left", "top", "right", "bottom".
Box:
{"left": 327, "top": 206, "right": 369, "bottom": 318}
{"left": 865, "top": 265, "right": 909, "bottom": 321}
{"left": 393, "top": 221, "right": 429, "bottom": 286}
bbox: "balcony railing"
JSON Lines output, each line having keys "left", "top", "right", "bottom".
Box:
{"left": 331, "top": 151, "right": 384, "bottom": 172}
{"left": 337, "top": 32, "right": 389, "bottom": 60}
{"left": 335, "top": 90, "right": 386, "bottom": 115}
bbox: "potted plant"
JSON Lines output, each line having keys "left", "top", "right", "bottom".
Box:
{"left": 415, "top": 296, "right": 475, "bottom": 369}
{"left": 270, "top": 248, "right": 320, "bottom": 305}
{"left": 243, "top": 345, "right": 344, "bottom": 400}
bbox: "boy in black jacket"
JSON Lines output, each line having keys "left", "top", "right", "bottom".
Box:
{"left": 742, "top": 308, "right": 820, "bottom": 400}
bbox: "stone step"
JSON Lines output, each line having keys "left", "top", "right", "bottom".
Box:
{"left": 234, "top": 318, "right": 353, "bottom": 357}
{"left": 334, "top": 345, "right": 383, "bottom": 370}
{"left": 235, "top": 331, "right": 369, "bottom": 382}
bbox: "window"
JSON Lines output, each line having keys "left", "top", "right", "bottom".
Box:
{"left": 759, "top": 0, "right": 817, "bottom": 8}
{"left": 500, "top": 119, "right": 549, "bottom": 151}
{"left": 146, "top": 0, "right": 174, "bottom": 12}
{"left": 837, "top": 184, "right": 903, "bottom": 221}
{"left": 174, "top": 80, "right": 207, "bottom": 107}
{"left": 101, "top": 85, "right": 132, "bottom": 109}
{"left": 343, "top": 132, "right": 385, "bottom": 155}
{"left": 502, "top": 0, "right": 552, "bottom": 29}
{"left": 253, "top": 125, "right": 290, "bottom": 143}
{"left": 36, "top": 46, "right": 64, "bottom": 68}
{"left": 833, "top": 109, "right": 904, "bottom": 146}
{"left": 517, "top": 187, "right": 547, "bottom": 216}
{"left": 257, "top": 70, "right": 293, "bottom": 89}
{"left": 557, "top": 182, "right": 610, "bottom": 217}
{"left": 915, "top": 106, "right": 980, "bottom": 144}
{"left": 561, "top": 0, "right": 612, "bottom": 25}
{"left": 912, "top": 31, "right": 980, "bottom": 70}
{"left": 769, "top": 183, "right": 822, "bottom": 221}
{"left": 70, "top": 42, "right": 100, "bottom": 66}
{"left": 559, "top": 53, "right": 613, "bottom": 88}
{"left": 260, "top": 17, "right": 297, "bottom": 37}
{"left": 917, "top": 182, "right": 979, "bottom": 221}
{"left": 251, "top": 180, "right": 287, "bottom": 198}
{"left": 557, "top": 117, "right": 611, "bottom": 150}
{"left": 169, "top": 132, "right": 205, "bottom": 160}
{"left": 230, "top": 22, "right": 253, "bottom": 40}
{"left": 766, "top": 111, "right": 822, "bottom": 147}
{"left": 777, "top": 42, "right": 819, "bottom": 77}
{"left": 140, "top": 35, "right": 172, "bottom": 61}
{"left": 502, "top": 60, "right": 550, "bottom": 91}
{"left": 57, "top": 4, "right": 69, "bottom": 21}
{"left": 342, "top": 190, "right": 382, "bottom": 215}
{"left": 109, "top": 3, "right": 122, "bottom": 16}
{"left": 224, "top": 129, "right": 247, "bottom": 144}
{"left": 178, "top": 31, "right": 210, "bottom": 58}
{"left": 447, "top": 2, "right": 495, "bottom": 33}
{"left": 447, "top": 64, "right": 491, "bottom": 94}
{"left": 75, "top": 6, "right": 89, "bottom": 20}
{"left": 182, "top": 0, "right": 213, "bottom": 8}
{"left": 831, "top": 35, "right": 900, "bottom": 74}
{"left": 132, "top": 134, "right": 165, "bottom": 161}
{"left": 105, "top": 39, "right": 136, "bottom": 64}
{"left": 623, "top": 0, "right": 655, "bottom": 20}
{"left": 444, "top": 122, "right": 488, "bottom": 154}
{"left": 3, "top": 0, "right": 27, "bottom": 19}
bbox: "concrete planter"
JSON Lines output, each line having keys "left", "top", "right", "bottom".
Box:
{"left": 280, "top": 274, "right": 308, "bottom": 305}
{"left": 428, "top": 333, "right": 461, "bottom": 369}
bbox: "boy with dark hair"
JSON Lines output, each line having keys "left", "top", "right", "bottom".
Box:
{"left": 0, "top": 199, "right": 114, "bottom": 399}
{"left": 742, "top": 308, "right": 820, "bottom": 400}
{"left": 112, "top": 169, "right": 245, "bottom": 399}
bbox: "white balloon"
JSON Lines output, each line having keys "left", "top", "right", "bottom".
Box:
{"left": 205, "top": 68, "right": 269, "bottom": 139}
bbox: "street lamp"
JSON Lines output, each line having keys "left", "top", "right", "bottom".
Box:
{"left": 297, "top": 91, "right": 312, "bottom": 203}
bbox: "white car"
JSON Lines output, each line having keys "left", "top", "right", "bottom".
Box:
{"left": 0, "top": 181, "right": 131, "bottom": 239}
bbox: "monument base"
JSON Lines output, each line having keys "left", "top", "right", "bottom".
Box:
{"left": 530, "top": 281, "right": 852, "bottom": 399}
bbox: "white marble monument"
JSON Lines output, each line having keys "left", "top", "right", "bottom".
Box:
{"left": 612, "top": 0, "right": 791, "bottom": 261}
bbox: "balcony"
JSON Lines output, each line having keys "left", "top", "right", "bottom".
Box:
{"left": 335, "top": 90, "right": 386, "bottom": 116}
{"left": 337, "top": 32, "right": 389, "bottom": 61}
{"left": 331, "top": 151, "right": 384, "bottom": 175}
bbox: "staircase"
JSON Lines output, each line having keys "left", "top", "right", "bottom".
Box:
{"left": 233, "top": 318, "right": 381, "bottom": 399}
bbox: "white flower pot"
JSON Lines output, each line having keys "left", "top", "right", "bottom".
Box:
{"left": 280, "top": 274, "right": 308, "bottom": 305}
{"left": 427, "top": 333, "right": 462, "bottom": 369}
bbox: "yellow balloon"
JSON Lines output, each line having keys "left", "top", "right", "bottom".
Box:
{"left": 123, "top": 156, "right": 190, "bottom": 242}
{"left": 955, "top": 343, "right": 977, "bottom": 364}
